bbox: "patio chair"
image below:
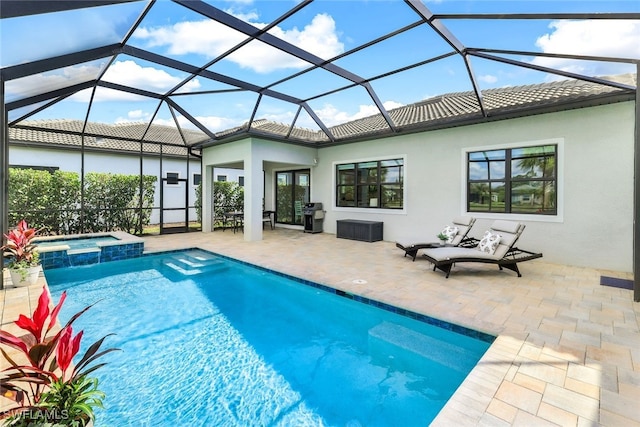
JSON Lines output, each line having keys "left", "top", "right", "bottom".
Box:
{"left": 395, "top": 216, "right": 476, "bottom": 261}
{"left": 421, "top": 220, "right": 542, "bottom": 278}
{"left": 262, "top": 210, "right": 274, "bottom": 229}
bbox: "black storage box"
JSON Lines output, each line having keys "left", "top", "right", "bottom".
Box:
{"left": 336, "top": 219, "right": 383, "bottom": 242}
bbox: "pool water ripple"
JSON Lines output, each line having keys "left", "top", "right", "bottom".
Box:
{"left": 44, "top": 249, "right": 492, "bottom": 426}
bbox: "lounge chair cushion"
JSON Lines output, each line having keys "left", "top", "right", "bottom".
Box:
{"left": 489, "top": 221, "right": 524, "bottom": 258}
{"left": 440, "top": 225, "right": 459, "bottom": 243}
{"left": 450, "top": 216, "right": 476, "bottom": 245}
{"left": 452, "top": 216, "right": 474, "bottom": 227}
{"left": 490, "top": 220, "right": 521, "bottom": 234}
{"left": 476, "top": 231, "right": 501, "bottom": 255}
{"left": 423, "top": 247, "right": 501, "bottom": 262}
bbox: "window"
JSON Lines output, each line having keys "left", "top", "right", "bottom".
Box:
{"left": 216, "top": 175, "right": 227, "bottom": 182}
{"left": 336, "top": 158, "right": 403, "bottom": 209}
{"left": 193, "top": 174, "right": 201, "bottom": 186}
{"left": 238, "top": 176, "right": 244, "bottom": 187}
{"left": 467, "top": 145, "right": 556, "bottom": 215}
{"left": 166, "top": 172, "right": 180, "bottom": 185}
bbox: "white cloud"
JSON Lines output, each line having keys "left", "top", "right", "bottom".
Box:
{"left": 58, "top": 60, "right": 203, "bottom": 103}
{"left": 102, "top": 60, "right": 201, "bottom": 94}
{"left": 133, "top": 13, "right": 344, "bottom": 74}
{"left": 126, "top": 110, "right": 147, "bottom": 120}
{"left": 147, "top": 117, "right": 175, "bottom": 127}
{"left": 479, "top": 74, "right": 498, "bottom": 84}
{"left": 314, "top": 100, "right": 404, "bottom": 127}
{"left": 114, "top": 113, "right": 241, "bottom": 133}
{"left": 272, "top": 13, "right": 343, "bottom": 61}
{"left": 532, "top": 20, "right": 640, "bottom": 76}
{"left": 157, "top": 114, "right": 244, "bottom": 133}
{"left": 260, "top": 110, "right": 296, "bottom": 124}
{"left": 383, "top": 100, "right": 404, "bottom": 111}
{"left": 134, "top": 20, "right": 244, "bottom": 57}
{"left": 6, "top": 63, "right": 104, "bottom": 100}
{"left": 114, "top": 109, "right": 152, "bottom": 123}
{"left": 6, "top": 61, "right": 184, "bottom": 105}
{"left": 193, "top": 115, "right": 242, "bottom": 132}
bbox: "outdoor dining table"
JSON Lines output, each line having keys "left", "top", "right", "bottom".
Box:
{"left": 224, "top": 210, "right": 277, "bottom": 233}
{"left": 223, "top": 211, "right": 244, "bottom": 233}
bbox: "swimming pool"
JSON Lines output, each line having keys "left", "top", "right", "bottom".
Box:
{"left": 44, "top": 249, "right": 493, "bottom": 426}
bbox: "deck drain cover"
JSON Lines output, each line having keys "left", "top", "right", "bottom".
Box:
{"left": 352, "top": 279, "right": 367, "bottom": 284}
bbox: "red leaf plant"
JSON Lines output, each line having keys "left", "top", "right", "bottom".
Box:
{"left": 2, "top": 220, "right": 40, "bottom": 268}
{"left": 0, "top": 286, "right": 118, "bottom": 424}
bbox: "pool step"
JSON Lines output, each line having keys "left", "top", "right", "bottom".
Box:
{"left": 368, "top": 321, "right": 478, "bottom": 373}
{"left": 162, "top": 251, "right": 228, "bottom": 276}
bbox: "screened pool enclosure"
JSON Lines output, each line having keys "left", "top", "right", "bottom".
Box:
{"left": 1, "top": 0, "right": 639, "bottom": 298}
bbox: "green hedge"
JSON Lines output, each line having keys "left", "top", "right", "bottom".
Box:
{"left": 8, "top": 168, "right": 156, "bottom": 235}
{"left": 213, "top": 181, "right": 244, "bottom": 219}
{"left": 194, "top": 181, "right": 244, "bottom": 228}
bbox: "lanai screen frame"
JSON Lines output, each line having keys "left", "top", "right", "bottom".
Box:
{"left": 0, "top": 0, "right": 639, "bottom": 300}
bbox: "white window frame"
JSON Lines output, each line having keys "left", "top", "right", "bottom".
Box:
{"left": 461, "top": 138, "right": 564, "bottom": 223}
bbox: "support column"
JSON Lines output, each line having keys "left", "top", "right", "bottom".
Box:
{"left": 202, "top": 165, "right": 214, "bottom": 232}
{"left": 243, "top": 143, "right": 263, "bottom": 242}
{"left": 0, "top": 75, "right": 7, "bottom": 281}
{"left": 634, "top": 64, "right": 640, "bottom": 302}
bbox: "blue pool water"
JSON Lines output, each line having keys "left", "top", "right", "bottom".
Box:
{"left": 37, "top": 236, "right": 119, "bottom": 250}
{"left": 44, "top": 249, "right": 493, "bottom": 426}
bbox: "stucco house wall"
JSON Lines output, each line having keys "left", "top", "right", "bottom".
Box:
{"left": 203, "top": 101, "right": 634, "bottom": 272}
{"left": 201, "top": 138, "right": 317, "bottom": 239}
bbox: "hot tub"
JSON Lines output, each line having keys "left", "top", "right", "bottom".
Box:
{"left": 35, "top": 231, "right": 144, "bottom": 269}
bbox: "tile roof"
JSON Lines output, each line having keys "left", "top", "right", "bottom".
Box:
{"left": 9, "top": 120, "right": 205, "bottom": 157}
{"left": 327, "top": 73, "right": 637, "bottom": 142}
{"left": 213, "top": 74, "right": 636, "bottom": 145}
{"left": 9, "top": 74, "right": 637, "bottom": 151}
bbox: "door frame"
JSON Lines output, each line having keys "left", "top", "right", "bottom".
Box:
{"left": 159, "top": 174, "right": 189, "bottom": 234}
{"left": 275, "top": 169, "right": 311, "bottom": 226}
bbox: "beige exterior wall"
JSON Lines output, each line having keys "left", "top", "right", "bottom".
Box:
{"left": 203, "top": 101, "right": 635, "bottom": 272}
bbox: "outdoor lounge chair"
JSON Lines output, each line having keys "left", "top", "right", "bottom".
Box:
{"left": 395, "top": 216, "right": 476, "bottom": 261}
{"left": 421, "top": 220, "right": 542, "bottom": 278}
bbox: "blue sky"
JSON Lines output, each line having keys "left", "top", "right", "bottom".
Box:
{"left": 2, "top": 0, "right": 639, "bottom": 133}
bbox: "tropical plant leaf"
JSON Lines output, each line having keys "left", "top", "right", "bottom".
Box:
{"left": 28, "top": 341, "right": 56, "bottom": 369}
{"left": 72, "top": 334, "right": 118, "bottom": 375}
{"left": 0, "top": 346, "right": 22, "bottom": 368}
{"left": 0, "top": 330, "right": 29, "bottom": 356}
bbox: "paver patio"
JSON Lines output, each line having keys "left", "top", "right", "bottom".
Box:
{"left": 2, "top": 228, "right": 638, "bottom": 426}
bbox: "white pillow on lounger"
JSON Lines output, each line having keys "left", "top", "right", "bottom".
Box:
{"left": 476, "top": 231, "right": 501, "bottom": 255}
{"left": 441, "top": 225, "right": 459, "bottom": 243}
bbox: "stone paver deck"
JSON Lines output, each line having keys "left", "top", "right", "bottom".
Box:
{"left": 2, "top": 228, "right": 639, "bottom": 426}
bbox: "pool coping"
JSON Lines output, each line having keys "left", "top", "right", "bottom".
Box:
{"left": 35, "top": 232, "right": 145, "bottom": 269}
{"left": 34, "top": 231, "right": 144, "bottom": 253}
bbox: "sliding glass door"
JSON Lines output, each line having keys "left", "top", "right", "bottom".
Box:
{"left": 275, "top": 170, "right": 310, "bottom": 225}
